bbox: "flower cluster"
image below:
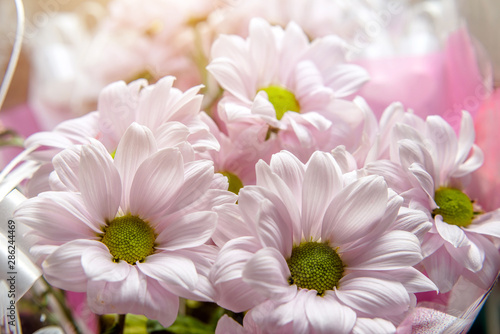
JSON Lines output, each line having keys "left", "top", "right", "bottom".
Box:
{"left": 7, "top": 6, "right": 500, "bottom": 334}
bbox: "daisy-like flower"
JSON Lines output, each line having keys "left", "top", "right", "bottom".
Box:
{"left": 23, "top": 76, "right": 218, "bottom": 196}
{"left": 384, "top": 110, "right": 500, "bottom": 292}
{"left": 207, "top": 18, "right": 370, "bottom": 162}
{"left": 14, "top": 123, "right": 236, "bottom": 326}
{"left": 210, "top": 150, "right": 435, "bottom": 333}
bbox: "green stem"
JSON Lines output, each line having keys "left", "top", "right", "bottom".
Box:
{"left": 116, "top": 314, "right": 127, "bottom": 334}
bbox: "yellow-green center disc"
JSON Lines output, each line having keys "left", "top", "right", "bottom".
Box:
{"left": 259, "top": 86, "right": 300, "bottom": 120}
{"left": 101, "top": 215, "right": 156, "bottom": 264}
{"left": 432, "top": 187, "right": 474, "bottom": 227}
{"left": 287, "top": 242, "right": 344, "bottom": 296}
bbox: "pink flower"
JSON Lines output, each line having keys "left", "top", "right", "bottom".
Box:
{"left": 208, "top": 18, "right": 370, "bottom": 162}
{"left": 14, "top": 123, "right": 236, "bottom": 326}
{"left": 372, "top": 110, "right": 500, "bottom": 292}
{"left": 23, "top": 77, "right": 218, "bottom": 196}
{"left": 210, "top": 150, "right": 435, "bottom": 332}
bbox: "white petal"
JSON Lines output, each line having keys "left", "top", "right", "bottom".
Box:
{"left": 242, "top": 247, "right": 295, "bottom": 302}
{"left": 305, "top": 293, "right": 357, "bottom": 334}
{"left": 129, "top": 148, "right": 183, "bottom": 219}
{"left": 156, "top": 211, "right": 217, "bottom": 251}
{"left": 81, "top": 242, "right": 130, "bottom": 281}
{"left": 114, "top": 123, "right": 157, "bottom": 210}
{"left": 42, "top": 240, "right": 99, "bottom": 292}
{"left": 137, "top": 252, "right": 198, "bottom": 291}
{"left": 52, "top": 146, "right": 82, "bottom": 192}
{"left": 434, "top": 216, "right": 469, "bottom": 248}
{"left": 345, "top": 231, "right": 423, "bottom": 270}
{"left": 352, "top": 318, "right": 396, "bottom": 334}
{"left": 421, "top": 246, "right": 461, "bottom": 293}
{"left": 322, "top": 175, "right": 388, "bottom": 245}
{"left": 335, "top": 274, "right": 410, "bottom": 317}
{"left": 79, "top": 143, "right": 121, "bottom": 223}
{"left": 212, "top": 203, "right": 251, "bottom": 247}
{"left": 255, "top": 198, "right": 293, "bottom": 256}
{"left": 302, "top": 152, "right": 343, "bottom": 239}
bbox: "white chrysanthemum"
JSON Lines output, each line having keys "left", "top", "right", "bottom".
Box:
{"left": 210, "top": 150, "right": 435, "bottom": 333}
{"left": 15, "top": 123, "right": 236, "bottom": 327}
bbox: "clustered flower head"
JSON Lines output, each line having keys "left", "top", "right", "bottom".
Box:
{"left": 12, "top": 14, "right": 500, "bottom": 334}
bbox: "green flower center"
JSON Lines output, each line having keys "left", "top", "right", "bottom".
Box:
{"left": 100, "top": 215, "right": 156, "bottom": 265}
{"left": 259, "top": 86, "right": 300, "bottom": 120}
{"left": 221, "top": 171, "right": 244, "bottom": 194}
{"left": 287, "top": 242, "right": 344, "bottom": 296}
{"left": 432, "top": 187, "right": 474, "bottom": 227}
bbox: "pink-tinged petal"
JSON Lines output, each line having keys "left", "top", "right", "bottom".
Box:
{"left": 156, "top": 211, "right": 217, "bottom": 251}
{"left": 114, "top": 123, "right": 157, "bottom": 210}
{"left": 466, "top": 210, "right": 500, "bottom": 238}
{"left": 52, "top": 146, "right": 82, "bottom": 192}
{"left": 14, "top": 192, "right": 101, "bottom": 242}
{"left": 335, "top": 274, "right": 410, "bottom": 317}
{"left": 248, "top": 18, "right": 278, "bottom": 87}
{"left": 444, "top": 237, "right": 483, "bottom": 273}
{"left": 26, "top": 163, "right": 54, "bottom": 196}
{"left": 42, "top": 240, "right": 100, "bottom": 292}
{"left": 421, "top": 232, "right": 445, "bottom": 258}
{"left": 352, "top": 318, "right": 396, "bottom": 334}
{"left": 256, "top": 156, "right": 302, "bottom": 232}
{"left": 421, "top": 246, "right": 461, "bottom": 293}
{"left": 322, "top": 175, "right": 388, "bottom": 245}
{"left": 255, "top": 199, "right": 293, "bottom": 256}
{"left": 463, "top": 233, "right": 500, "bottom": 290}
{"left": 452, "top": 144, "right": 484, "bottom": 178}
{"left": 302, "top": 151, "right": 343, "bottom": 239}
{"left": 210, "top": 237, "right": 265, "bottom": 312}
{"left": 207, "top": 58, "right": 254, "bottom": 103}
{"left": 166, "top": 245, "right": 217, "bottom": 302}
{"left": 81, "top": 242, "right": 130, "bottom": 281}
{"left": 455, "top": 111, "right": 475, "bottom": 164}
{"left": 79, "top": 143, "right": 121, "bottom": 223}
{"left": 305, "top": 293, "right": 356, "bottom": 334}
{"left": 86, "top": 267, "right": 179, "bottom": 327}
{"left": 242, "top": 247, "right": 295, "bottom": 302}
{"left": 141, "top": 277, "right": 180, "bottom": 327}
{"left": 98, "top": 81, "right": 141, "bottom": 142}
{"left": 165, "top": 160, "right": 214, "bottom": 214}
{"left": 215, "top": 315, "right": 246, "bottom": 334}
{"left": 154, "top": 121, "right": 190, "bottom": 149}
{"left": 408, "top": 163, "right": 436, "bottom": 206}
{"left": 397, "top": 139, "right": 436, "bottom": 182}
{"left": 137, "top": 252, "right": 197, "bottom": 291}
{"left": 434, "top": 216, "right": 469, "bottom": 248}
{"left": 270, "top": 151, "right": 305, "bottom": 206}
{"left": 135, "top": 77, "right": 176, "bottom": 128}
{"left": 326, "top": 64, "right": 370, "bottom": 98}
{"left": 129, "top": 148, "right": 183, "bottom": 219}
{"left": 265, "top": 289, "right": 315, "bottom": 332}
{"left": 425, "top": 115, "right": 458, "bottom": 176}
{"left": 212, "top": 204, "right": 251, "bottom": 247}
{"left": 345, "top": 231, "right": 423, "bottom": 270}
{"left": 393, "top": 207, "right": 432, "bottom": 242}
{"left": 367, "top": 268, "right": 438, "bottom": 294}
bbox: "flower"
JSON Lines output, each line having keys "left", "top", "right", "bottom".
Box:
{"left": 210, "top": 150, "right": 435, "bottom": 332}
{"left": 14, "top": 123, "right": 236, "bottom": 326}
{"left": 207, "top": 18, "right": 370, "bottom": 162}
{"left": 369, "top": 110, "right": 500, "bottom": 292}
{"left": 23, "top": 77, "right": 218, "bottom": 196}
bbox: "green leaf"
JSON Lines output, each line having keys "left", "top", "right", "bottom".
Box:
{"left": 147, "top": 315, "right": 215, "bottom": 334}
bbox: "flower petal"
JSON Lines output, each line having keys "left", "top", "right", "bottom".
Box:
{"left": 322, "top": 175, "right": 388, "bottom": 245}
{"left": 242, "top": 247, "right": 296, "bottom": 302}
{"left": 335, "top": 274, "right": 410, "bottom": 317}
{"left": 79, "top": 142, "right": 121, "bottom": 223}
{"left": 302, "top": 151, "right": 343, "bottom": 239}
{"left": 114, "top": 123, "right": 157, "bottom": 210}
{"left": 81, "top": 242, "right": 130, "bottom": 281}
{"left": 352, "top": 318, "right": 396, "bottom": 334}
{"left": 305, "top": 292, "right": 357, "bottom": 334}
{"left": 156, "top": 211, "right": 217, "bottom": 251}
{"left": 137, "top": 252, "right": 198, "bottom": 291}
{"left": 129, "top": 148, "right": 183, "bottom": 219}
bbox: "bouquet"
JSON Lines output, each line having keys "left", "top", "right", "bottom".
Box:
{"left": 1, "top": 0, "right": 499, "bottom": 333}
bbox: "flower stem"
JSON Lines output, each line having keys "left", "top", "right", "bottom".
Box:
{"left": 116, "top": 314, "right": 127, "bottom": 334}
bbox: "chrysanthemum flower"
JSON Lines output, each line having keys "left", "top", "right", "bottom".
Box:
{"left": 14, "top": 123, "right": 236, "bottom": 326}
{"left": 210, "top": 150, "right": 435, "bottom": 333}
{"left": 23, "top": 76, "right": 218, "bottom": 196}
{"left": 207, "top": 18, "right": 370, "bottom": 162}
{"left": 374, "top": 110, "right": 500, "bottom": 292}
